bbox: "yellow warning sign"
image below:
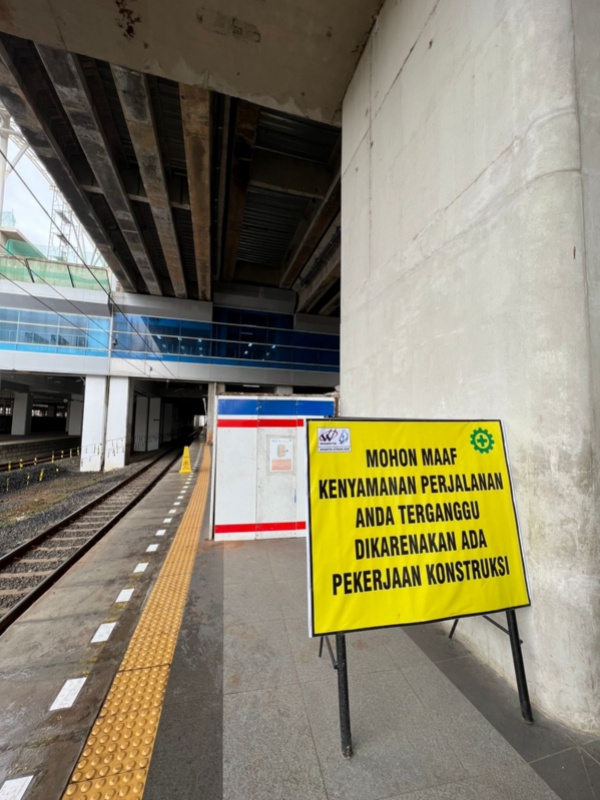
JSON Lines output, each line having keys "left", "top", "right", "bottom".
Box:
{"left": 179, "top": 446, "right": 192, "bottom": 474}
{"left": 306, "top": 419, "right": 530, "bottom": 636}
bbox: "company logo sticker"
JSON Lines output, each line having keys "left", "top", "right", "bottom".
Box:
{"left": 317, "top": 427, "right": 351, "bottom": 452}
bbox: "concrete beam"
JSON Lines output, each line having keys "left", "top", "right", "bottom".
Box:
{"left": 81, "top": 183, "right": 191, "bottom": 211}
{"left": 280, "top": 173, "right": 340, "bottom": 289}
{"left": 112, "top": 66, "right": 188, "bottom": 299}
{"left": 0, "top": 0, "right": 385, "bottom": 124}
{"left": 250, "top": 150, "right": 332, "bottom": 199}
{"left": 36, "top": 45, "right": 162, "bottom": 296}
{"left": 222, "top": 100, "right": 260, "bottom": 283}
{"left": 0, "top": 40, "right": 135, "bottom": 292}
{"left": 294, "top": 213, "right": 340, "bottom": 289}
{"left": 318, "top": 289, "right": 341, "bottom": 317}
{"left": 216, "top": 96, "right": 232, "bottom": 281}
{"left": 180, "top": 84, "right": 211, "bottom": 301}
{"left": 296, "top": 248, "right": 341, "bottom": 313}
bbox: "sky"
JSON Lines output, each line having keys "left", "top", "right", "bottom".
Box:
{"left": 2, "top": 134, "right": 102, "bottom": 264}
{"left": 2, "top": 137, "right": 55, "bottom": 252}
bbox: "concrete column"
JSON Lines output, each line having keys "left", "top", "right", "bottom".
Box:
{"left": 147, "top": 397, "right": 161, "bottom": 451}
{"left": 11, "top": 392, "right": 33, "bottom": 435}
{"left": 275, "top": 386, "right": 293, "bottom": 395}
{"left": 206, "top": 382, "right": 224, "bottom": 445}
{"left": 46, "top": 406, "right": 56, "bottom": 418}
{"left": 134, "top": 395, "right": 149, "bottom": 452}
{"left": 341, "top": 0, "right": 600, "bottom": 729}
{"left": 162, "top": 403, "right": 173, "bottom": 443}
{"left": 67, "top": 399, "right": 84, "bottom": 436}
{"left": 80, "top": 376, "right": 107, "bottom": 471}
{"left": 104, "top": 377, "right": 132, "bottom": 470}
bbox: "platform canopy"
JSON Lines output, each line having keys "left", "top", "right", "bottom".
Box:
{"left": 0, "top": 0, "right": 385, "bottom": 312}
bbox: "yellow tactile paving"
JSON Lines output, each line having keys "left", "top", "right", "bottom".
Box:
{"left": 61, "top": 447, "right": 211, "bottom": 799}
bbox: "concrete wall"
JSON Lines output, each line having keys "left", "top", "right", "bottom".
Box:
{"left": 341, "top": 0, "right": 599, "bottom": 731}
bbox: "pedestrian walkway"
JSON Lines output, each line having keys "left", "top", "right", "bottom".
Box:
{"left": 144, "top": 528, "right": 595, "bottom": 799}
{"left": 0, "top": 441, "right": 597, "bottom": 800}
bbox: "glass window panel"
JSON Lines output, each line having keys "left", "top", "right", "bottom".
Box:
{"left": 19, "top": 310, "right": 58, "bottom": 325}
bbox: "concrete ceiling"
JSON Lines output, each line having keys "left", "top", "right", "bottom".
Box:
{"left": 0, "top": 0, "right": 384, "bottom": 123}
{"left": 0, "top": 32, "right": 345, "bottom": 314}
{"left": 0, "top": 2, "right": 383, "bottom": 315}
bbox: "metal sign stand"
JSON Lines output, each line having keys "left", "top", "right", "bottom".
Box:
{"left": 449, "top": 608, "right": 533, "bottom": 723}
{"left": 318, "top": 634, "right": 353, "bottom": 758}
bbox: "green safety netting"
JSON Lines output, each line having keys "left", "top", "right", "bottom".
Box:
{"left": 0, "top": 254, "right": 110, "bottom": 292}
{"left": 4, "top": 238, "right": 45, "bottom": 259}
{"left": 29, "top": 259, "right": 74, "bottom": 288}
{"left": 0, "top": 255, "right": 31, "bottom": 282}
{"left": 68, "top": 264, "right": 110, "bottom": 291}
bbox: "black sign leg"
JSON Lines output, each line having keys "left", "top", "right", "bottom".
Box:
{"left": 335, "top": 634, "right": 353, "bottom": 758}
{"left": 506, "top": 609, "right": 534, "bottom": 724}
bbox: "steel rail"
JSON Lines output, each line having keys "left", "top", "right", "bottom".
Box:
{"left": 0, "top": 442, "right": 190, "bottom": 635}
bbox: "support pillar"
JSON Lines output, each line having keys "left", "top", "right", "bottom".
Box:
{"left": 275, "top": 386, "right": 293, "bottom": 395}
{"left": 134, "top": 395, "right": 149, "bottom": 451}
{"left": 67, "top": 398, "right": 84, "bottom": 436}
{"left": 206, "top": 382, "right": 224, "bottom": 445}
{"left": 105, "top": 377, "right": 133, "bottom": 470}
{"left": 11, "top": 392, "right": 33, "bottom": 435}
{"left": 80, "top": 376, "right": 107, "bottom": 472}
{"left": 147, "top": 397, "right": 161, "bottom": 451}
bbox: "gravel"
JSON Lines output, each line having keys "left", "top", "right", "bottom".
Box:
{"left": 0, "top": 455, "right": 159, "bottom": 557}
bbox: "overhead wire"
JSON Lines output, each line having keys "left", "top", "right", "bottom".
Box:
{"left": 0, "top": 147, "right": 179, "bottom": 380}
{"left": 0, "top": 256, "right": 152, "bottom": 381}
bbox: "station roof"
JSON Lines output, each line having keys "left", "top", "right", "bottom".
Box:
{"left": 0, "top": 1, "right": 385, "bottom": 316}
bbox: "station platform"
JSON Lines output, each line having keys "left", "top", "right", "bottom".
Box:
{"left": 0, "top": 441, "right": 597, "bottom": 800}
{"left": 0, "top": 433, "right": 80, "bottom": 466}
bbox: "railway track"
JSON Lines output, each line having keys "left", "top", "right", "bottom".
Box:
{"left": 0, "top": 444, "right": 188, "bottom": 634}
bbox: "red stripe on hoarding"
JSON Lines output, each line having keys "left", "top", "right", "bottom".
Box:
{"left": 217, "top": 418, "right": 305, "bottom": 428}
{"left": 214, "top": 521, "right": 307, "bottom": 534}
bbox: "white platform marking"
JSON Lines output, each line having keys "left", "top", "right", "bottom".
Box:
{"left": 91, "top": 623, "right": 116, "bottom": 643}
{"left": 168, "top": 509, "right": 177, "bottom": 514}
{"left": 116, "top": 588, "right": 134, "bottom": 603}
{"left": 177, "top": 495, "right": 184, "bottom": 500}
{"left": 134, "top": 562, "right": 148, "bottom": 574}
{"left": 156, "top": 529, "right": 166, "bottom": 536}
{"left": 163, "top": 517, "right": 172, "bottom": 524}
{"left": 50, "top": 677, "right": 86, "bottom": 710}
{"left": 0, "top": 776, "right": 34, "bottom": 800}
{"left": 173, "top": 502, "right": 181, "bottom": 506}
{"left": 146, "top": 544, "right": 159, "bottom": 553}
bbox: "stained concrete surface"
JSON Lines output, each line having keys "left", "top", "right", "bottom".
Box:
{"left": 0, "top": 448, "right": 198, "bottom": 800}
{"left": 0, "top": 447, "right": 595, "bottom": 799}
{"left": 145, "top": 534, "right": 596, "bottom": 800}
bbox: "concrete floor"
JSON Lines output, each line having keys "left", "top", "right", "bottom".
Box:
{"left": 0, "top": 446, "right": 199, "bottom": 799}
{"left": 0, "top": 439, "right": 598, "bottom": 799}
{"left": 146, "top": 533, "right": 599, "bottom": 800}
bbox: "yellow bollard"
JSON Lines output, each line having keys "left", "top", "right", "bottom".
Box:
{"left": 51, "top": 452, "right": 55, "bottom": 464}
{"left": 179, "top": 446, "right": 192, "bottom": 474}
{"left": 39, "top": 468, "right": 44, "bottom": 482}
{"left": 19, "top": 458, "right": 23, "bottom": 469}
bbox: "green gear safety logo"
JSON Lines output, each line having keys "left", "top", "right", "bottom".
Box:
{"left": 470, "top": 427, "right": 495, "bottom": 454}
